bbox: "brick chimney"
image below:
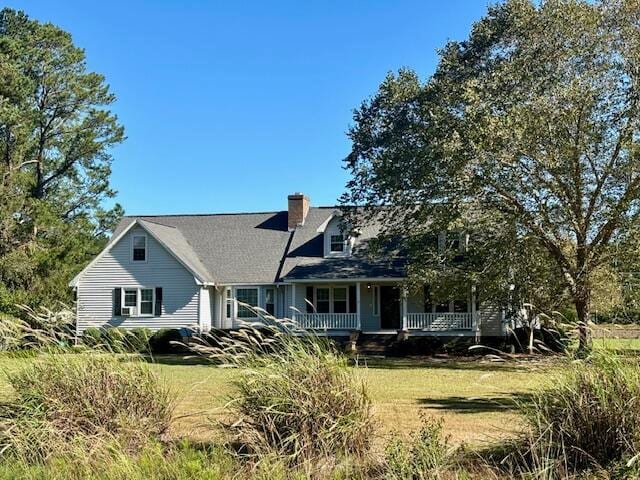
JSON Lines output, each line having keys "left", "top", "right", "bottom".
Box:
{"left": 288, "top": 192, "right": 310, "bottom": 229}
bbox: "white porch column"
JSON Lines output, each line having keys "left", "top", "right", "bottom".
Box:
{"left": 401, "top": 287, "right": 408, "bottom": 331}
{"left": 291, "top": 284, "right": 296, "bottom": 322}
{"left": 471, "top": 285, "right": 479, "bottom": 341}
{"left": 356, "top": 282, "right": 361, "bottom": 330}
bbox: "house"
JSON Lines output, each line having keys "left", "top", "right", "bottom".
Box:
{"left": 70, "top": 193, "right": 506, "bottom": 340}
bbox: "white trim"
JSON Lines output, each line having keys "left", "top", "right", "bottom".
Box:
{"left": 287, "top": 277, "right": 406, "bottom": 283}
{"left": 69, "top": 219, "right": 208, "bottom": 287}
{"left": 307, "top": 284, "right": 354, "bottom": 314}
{"left": 120, "top": 286, "right": 155, "bottom": 318}
{"left": 316, "top": 212, "right": 338, "bottom": 233}
{"left": 372, "top": 285, "right": 380, "bottom": 316}
{"left": 356, "top": 281, "right": 361, "bottom": 330}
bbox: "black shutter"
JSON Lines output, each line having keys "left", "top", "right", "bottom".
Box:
{"left": 349, "top": 285, "right": 357, "bottom": 313}
{"left": 113, "top": 288, "right": 122, "bottom": 316}
{"left": 155, "top": 287, "right": 163, "bottom": 316}
{"left": 305, "top": 286, "right": 314, "bottom": 313}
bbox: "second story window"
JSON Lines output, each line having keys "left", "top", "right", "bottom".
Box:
{"left": 330, "top": 234, "right": 345, "bottom": 253}
{"left": 132, "top": 235, "right": 147, "bottom": 262}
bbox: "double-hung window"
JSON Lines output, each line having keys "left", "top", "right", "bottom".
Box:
{"left": 124, "top": 289, "right": 137, "bottom": 309}
{"left": 236, "top": 288, "right": 259, "bottom": 318}
{"left": 333, "top": 287, "right": 348, "bottom": 313}
{"left": 316, "top": 288, "right": 330, "bottom": 313}
{"left": 330, "top": 234, "right": 345, "bottom": 253}
{"left": 121, "top": 287, "right": 154, "bottom": 316}
{"left": 132, "top": 235, "right": 147, "bottom": 262}
{"left": 140, "top": 288, "right": 154, "bottom": 315}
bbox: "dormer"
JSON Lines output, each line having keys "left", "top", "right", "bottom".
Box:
{"left": 318, "top": 213, "right": 353, "bottom": 258}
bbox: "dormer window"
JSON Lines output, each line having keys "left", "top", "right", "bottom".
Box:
{"left": 132, "top": 235, "right": 147, "bottom": 262}
{"left": 330, "top": 234, "right": 345, "bottom": 253}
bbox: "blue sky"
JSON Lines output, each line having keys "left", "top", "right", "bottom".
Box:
{"left": 9, "top": 1, "right": 491, "bottom": 214}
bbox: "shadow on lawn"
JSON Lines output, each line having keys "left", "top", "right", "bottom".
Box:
{"left": 357, "top": 357, "right": 534, "bottom": 373}
{"left": 144, "top": 354, "right": 213, "bottom": 366}
{"left": 418, "top": 392, "right": 535, "bottom": 414}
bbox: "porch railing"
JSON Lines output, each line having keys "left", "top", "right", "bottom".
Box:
{"left": 295, "top": 313, "right": 359, "bottom": 330}
{"left": 406, "top": 312, "right": 475, "bottom": 331}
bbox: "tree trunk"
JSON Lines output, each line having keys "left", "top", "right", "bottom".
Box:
{"left": 575, "top": 295, "right": 591, "bottom": 355}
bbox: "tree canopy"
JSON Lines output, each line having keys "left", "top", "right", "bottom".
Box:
{"left": 0, "top": 8, "right": 124, "bottom": 314}
{"left": 342, "top": 0, "right": 640, "bottom": 347}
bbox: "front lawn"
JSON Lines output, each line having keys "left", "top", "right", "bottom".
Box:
{"left": 150, "top": 355, "right": 553, "bottom": 445}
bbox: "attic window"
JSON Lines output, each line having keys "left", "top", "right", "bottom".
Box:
{"left": 132, "top": 235, "right": 147, "bottom": 262}
{"left": 330, "top": 234, "right": 345, "bottom": 253}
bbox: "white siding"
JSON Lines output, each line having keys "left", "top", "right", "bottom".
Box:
{"left": 76, "top": 226, "right": 200, "bottom": 334}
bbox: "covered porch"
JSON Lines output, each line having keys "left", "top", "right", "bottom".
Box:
{"left": 289, "top": 280, "right": 480, "bottom": 335}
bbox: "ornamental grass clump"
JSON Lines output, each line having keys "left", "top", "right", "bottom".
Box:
{"left": 505, "top": 352, "right": 640, "bottom": 476}
{"left": 194, "top": 321, "right": 375, "bottom": 467}
{"left": 0, "top": 353, "right": 174, "bottom": 463}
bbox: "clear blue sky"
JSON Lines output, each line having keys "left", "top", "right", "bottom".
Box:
{"left": 9, "top": 1, "right": 491, "bottom": 215}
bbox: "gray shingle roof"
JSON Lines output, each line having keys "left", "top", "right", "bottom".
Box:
{"left": 112, "top": 207, "right": 406, "bottom": 284}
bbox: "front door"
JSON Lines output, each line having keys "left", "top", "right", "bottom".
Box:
{"left": 380, "top": 286, "right": 401, "bottom": 329}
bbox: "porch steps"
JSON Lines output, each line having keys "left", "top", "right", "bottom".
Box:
{"left": 354, "top": 334, "right": 399, "bottom": 355}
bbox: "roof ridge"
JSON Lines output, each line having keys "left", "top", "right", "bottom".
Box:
{"left": 137, "top": 218, "right": 177, "bottom": 228}
{"left": 124, "top": 206, "right": 344, "bottom": 218}
{"left": 125, "top": 211, "right": 284, "bottom": 218}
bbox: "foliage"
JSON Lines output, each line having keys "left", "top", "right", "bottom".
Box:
{"left": 149, "top": 328, "right": 185, "bottom": 354}
{"left": 0, "top": 8, "right": 124, "bottom": 315}
{"left": 499, "top": 353, "right": 640, "bottom": 477}
{"left": 342, "top": 0, "right": 640, "bottom": 350}
{"left": 193, "top": 323, "right": 375, "bottom": 469}
{"left": 0, "top": 304, "right": 75, "bottom": 351}
{"left": 384, "top": 416, "right": 452, "bottom": 480}
{"left": 0, "top": 353, "right": 173, "bottom": 463}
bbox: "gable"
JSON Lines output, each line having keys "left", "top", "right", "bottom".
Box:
{"left": 70, "top": 219, "right": 210, "bottom": 287}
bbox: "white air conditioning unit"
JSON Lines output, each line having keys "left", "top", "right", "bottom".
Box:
{"left": 121, "top": 306, "right": 136, "bottom": 317}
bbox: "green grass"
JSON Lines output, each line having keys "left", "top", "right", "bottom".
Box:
{"left": 0, "top": 354, "right": 558, "bottom": 447}
{"left": 142, "top": 355, "right": 554, "bottom": 446}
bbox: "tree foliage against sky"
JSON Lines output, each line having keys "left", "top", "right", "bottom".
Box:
{"left": 0, "top": 8, "right": 124, "bottom": 313}
{"left": 342, "top": 0, "right": 640, "bottom": 345}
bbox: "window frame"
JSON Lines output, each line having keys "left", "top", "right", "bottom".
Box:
{"left": 264, "top": 287, "right": 276, "bottom": 316}
{"left": 131, "top": 234, "right": 148, "bottom": 263}
{"left": 311, "top": 286, "right": 352, "bottom": 314}
{"left": 329, "top": 234, "right": 345, "bottom": 253}
{"left": 372, "top": 286, "right": 380, "bottom": 316}
{"left": 332, "top": 286, "right": 348, "bottom": 314}
{"left": 120, "top": 287, "right": 155, "bottom": 317}
{"left": 235, "top": 287, "right": 260, "bottom": 319}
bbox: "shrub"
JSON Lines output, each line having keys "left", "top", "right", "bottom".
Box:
{"left": 384, "top": 416, "right": 452, "bottom": 480}
{"left": 127, "top": 328, "right": 151, "bottom": 353}
{"left": 149, "top": 328, "right": 185, "bottom": 354}
{"left": 197, "top": 325, "right": 375, "bottom": 466}
{"left": 0, "top": 353, "right": 174, "bottom": 462}
{"left": 103, "top": 327, "right": 127, "bottom": 352}
{"left": 82, "top": 327, "right": 103, "bottom": 348}
{"left": 509, "top": 353, "right": 640, "bottom": 475}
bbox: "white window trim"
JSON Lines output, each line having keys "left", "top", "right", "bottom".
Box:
{"left": 312, "top": 285, "right": 351, "bottom": 314}
{"left": 131, "top": 234, "right": 148, "bottom": 263}
{"left": 121, "top": 287, "right": 155, "bottom": 317}
{"left": 264, "top": 287, "right": 276, "bottom": 316}
{"left": 233, "top": 286, "right": 261, "bottom": 319}
{"left": 372, "top": 285, "right": 380, "bottom": 316}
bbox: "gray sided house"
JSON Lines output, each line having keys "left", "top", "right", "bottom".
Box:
{"left": 71, "top": 193, "right": 506, "bottom": 339}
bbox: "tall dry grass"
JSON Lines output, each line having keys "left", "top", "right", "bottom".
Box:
{"left": 191, "top": 314, "right": 375, "bottom": 470}
{"left": 0, "top": 354, "right": 174, "bottom": 463}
